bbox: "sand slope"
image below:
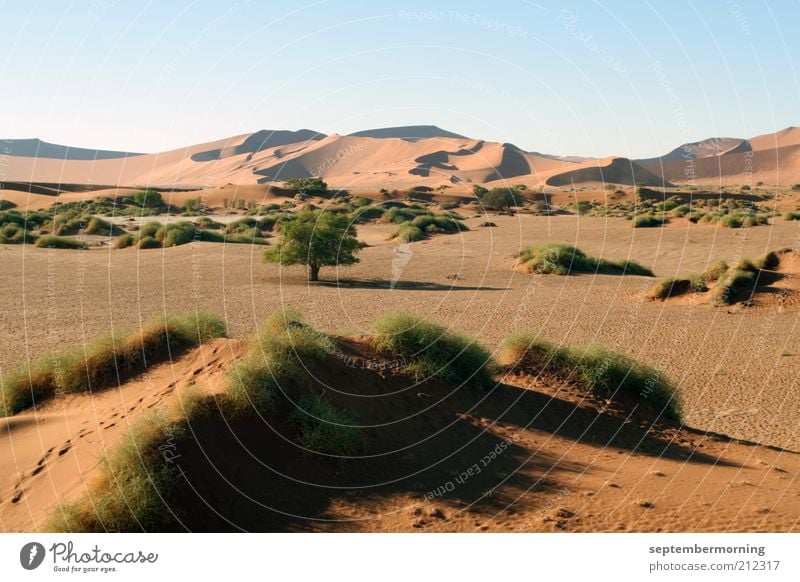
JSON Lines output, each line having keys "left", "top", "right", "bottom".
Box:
{"left": 0, "top": 339, "right": 243, "bottom": 532}
{"left": 2, "top": 335, "right": 799, "bottom": 533}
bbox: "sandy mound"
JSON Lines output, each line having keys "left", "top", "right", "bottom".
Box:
{"left": 5, "top": 334, "right": 799, "bottom": 533}
{"left": 0, "top": 338, "right": 244, "bottom": 532}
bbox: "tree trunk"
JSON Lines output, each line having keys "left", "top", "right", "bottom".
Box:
{"left": 309, "top": 264, "right": 320, "bottom": 281}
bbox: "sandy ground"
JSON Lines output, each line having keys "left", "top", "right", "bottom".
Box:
{"left": 1, "top": 214, "right": 799, "bottom": 456}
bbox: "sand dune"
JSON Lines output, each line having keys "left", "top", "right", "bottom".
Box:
{"left": 3, "top": 332, "right": 799, "bottom": 533}
{"left": 3, "top": 125, "right": 800, "bottom": 196}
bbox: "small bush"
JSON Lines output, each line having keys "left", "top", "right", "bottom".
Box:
{"left": 34, "top": 235, "right": 87, "bottom": 250}
{"left": 632, "top": 214, "right": 668, "bottom": 228}
{"left": 784, "top": 212, "right": 800, "bottom": 221}
{"left": 372, "top": 312, "right": 495, "bottom": 390}
{"left": 85, "top": 216, "right": 123, "bottom": 236}
{"left": 498, "top": 333, "right": 681, "bottom": 421}
{"left": 516, "top": 243, "right": 653, "bottom": 277}
{"left": 114, "top": 234, "right": 135, "bottom": 249}
{"left": 137, "top": 236, "right": 161, "bottom": 249}
{"left": 710, "top": 269, "right": 755, "bottom": 305}
{"left": 703, "top": 260, "right": 729, "bottom": 283}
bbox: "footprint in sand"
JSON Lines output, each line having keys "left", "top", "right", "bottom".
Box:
{"left": 57, "top": 441, "right": 72, "bottom": 456}
{"left": 11, "top": 490, "right": 23, "bottom": 503}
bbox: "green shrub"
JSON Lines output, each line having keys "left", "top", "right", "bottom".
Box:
{"left": 0, "top": 199, "right": 16, "bottom": 210}
{"left": 372, "top": 312, "right": 495, "bottom": 390}
{"left": 133, "top": 190, "right": 165, "bottom": 208}
{"left": 784, "top": 212, "right": 800, "bottom": 221}
{"left": 498, "top": 333, "right": 681, "bottom": 421}
{"left": 516, "top": 243, "right": 653, "bottom": 276}
{"left": 84, "top": 216, "right": 123, "bottom": 236}
{"left": 138, "top": 222, "right": 161, "bottom": 239}
{"left": 632, "top": 214, "right": 668, "bottom": 228}
{"left": 397, "top": 224, "right": 425, "bottom": 243}
{"left": 137, "top": 236, "right": 161, "bottom": 249}
{"left": 114, "top": 234, "right": 135, "bottom": 249}
{"left": 34, "top": 235, "right": 87, "bottom": 250}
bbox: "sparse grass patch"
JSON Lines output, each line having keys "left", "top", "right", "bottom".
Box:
{"left": 498, "top": 333, "right": 681, "bottom": 421}
{"left": 516, "top": 243, "right": 653, "bottom": 276}
{"left": 372, "top": 312, "right": 495, "bottom": 390}
{"left": 1, "top": 312, "right": 226, "bottom": 415}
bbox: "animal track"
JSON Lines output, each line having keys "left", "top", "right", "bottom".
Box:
{"left": 57, "top": 441, "right": 72, "bottom": 456}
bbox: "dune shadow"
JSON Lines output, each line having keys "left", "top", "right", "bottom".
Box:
{"left": 314, "top": 278, "right": 508, "bottom": 291}
{"left": 160, "top": 348, "right": 739, "bottom": 532}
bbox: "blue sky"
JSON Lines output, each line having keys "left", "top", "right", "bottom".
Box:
{"left": 1, "top": 0, "right": 798, "bottom": 158}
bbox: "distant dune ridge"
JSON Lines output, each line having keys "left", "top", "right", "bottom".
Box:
{"left": 2, "top": 125, "right": 800, "bottom": 192}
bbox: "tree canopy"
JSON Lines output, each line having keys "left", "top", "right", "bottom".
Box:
{"left": 263, "top": 210, "right": 360, "bottom": 281}
{"left": 285, "top": 177, "right": 328, "bottom": 194}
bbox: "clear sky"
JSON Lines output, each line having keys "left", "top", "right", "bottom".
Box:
{"left": 1, "top": 0, "right": 798, "bottom": 158}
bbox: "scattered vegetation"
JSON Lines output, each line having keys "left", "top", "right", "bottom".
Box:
{"left": 372, "top": 312, "right": 496, "bottom": 390}
{"left": 498, "top": 333, "right": 681, "bottom": 421}
{"left": 1, "top": 312, "right": 226, "bottom": 415}
{"left": 516, "top": 243, "right": 654, "bottom": 276}
{"left": 649, "top": 249, "right": 790, "bottom": 304}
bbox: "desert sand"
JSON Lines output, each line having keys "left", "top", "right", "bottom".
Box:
{"left": 5, "top": 125, "right": 800, "bottom": 195}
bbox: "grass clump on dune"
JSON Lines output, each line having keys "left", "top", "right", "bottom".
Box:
{"left": 516, "top": 243, "right": 654, "bottom": 277}
{"left": 46, "top": 409, "right": 184, "bottom": 532}
{"left": 372, "top": 312, "right": 496, "bottom": 390}
{"left": 784, "top": 212, "right": 800, "bottom": 221}
{"left": 225, "top": 309, "right": 360, "bottom": 454}
{"left": 1, "top": 312, "right": 226, "bottom": 416}
{"left": 226, "top": 309, "right": 335, "bottom": 414}
{"left": 710, "top": 268, "right": 756, "bottom": 306}
{"left": 34, "top": 235, "right": 87, "bottom": 249}
{"left": 498, "top": 333, "right": 681, "bottom": 422}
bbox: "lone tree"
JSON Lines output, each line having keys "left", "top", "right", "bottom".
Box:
{"left": 479, "top": 187, "right": 522, "bottom": 211}
{"left": 263, "top": 210, "right": 360, "bottom": 281}
{"left": 133, "top": 189, "right": 165, "bottom": 208}
{"left": 285, "top": 177, "right": 328, "bottom": 194}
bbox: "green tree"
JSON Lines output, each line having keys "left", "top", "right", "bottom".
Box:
{"left": 263, "top": 210, "right": 360, "bottom": 281}
{"left": 285, "top": 177, "right": 328, "bottom": 194}
{"left": 134, "top": 190, "right": 165, "bottom": 208}
{"left": 472, "top": 184, "right": 488, "bottom": 197}
{"left": 480, "top": 188, "right": 522, "bottom": 211}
